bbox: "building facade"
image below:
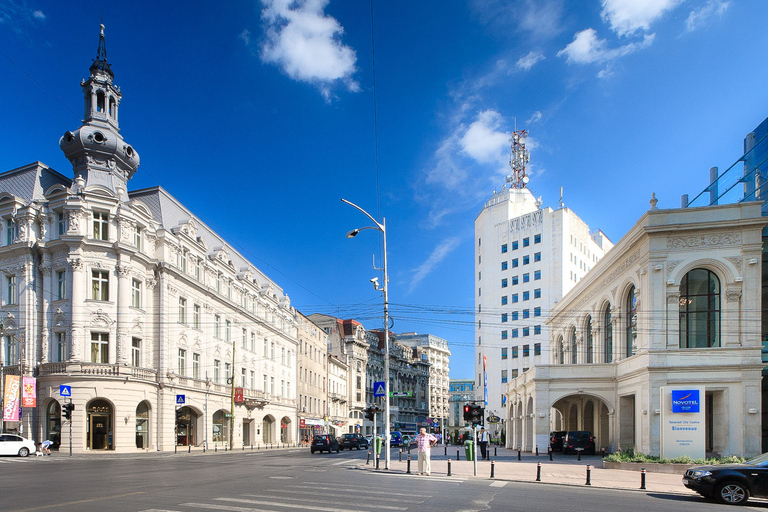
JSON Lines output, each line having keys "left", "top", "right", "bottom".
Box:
{"left": 448, "top": 379, "right": 475, "bottom": 439}
{"left": 296, "top": 312, "right": 328, "bottom": 442}
{"left": 327, "top": 354, "right": 349, "bottom": 436}
{"left": 0, "top": 26, "right": 298, "bottom": 453}
{"left": 505, "top": 200, "right": 766, "bottom": 457}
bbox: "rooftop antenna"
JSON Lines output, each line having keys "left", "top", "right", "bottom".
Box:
{"left": 558, "top": 186, "right": 564, "bottom": 209}
{"left": 506, "top": 120, "right": 530, "bottom": 189}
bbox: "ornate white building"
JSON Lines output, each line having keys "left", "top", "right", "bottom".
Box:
{"left": 0, "top": 26, "right": 298, "bottom": 453}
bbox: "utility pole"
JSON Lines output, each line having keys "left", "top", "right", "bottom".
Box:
{"left": 229, "top": 333, "right": 235, "bottom": 449}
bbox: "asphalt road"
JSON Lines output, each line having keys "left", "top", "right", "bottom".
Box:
{"left": 0, "top": 448, "right": 766, "bottom": 512}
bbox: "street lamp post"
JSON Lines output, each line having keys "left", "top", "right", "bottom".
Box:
{"left": 341, "top": 198, "right": 390, "bottom": 470}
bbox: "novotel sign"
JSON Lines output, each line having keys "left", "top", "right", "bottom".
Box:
{"left": 671, "top": 389, "right": 700, "bottom": 413}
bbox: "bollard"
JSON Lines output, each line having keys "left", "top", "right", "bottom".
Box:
{"left": 203, "top": 443, "right": 206, "bottom": 453}
{"left": 536, "top": 461, "right": 542, "bottom": 481}
{"left": 406, "top": 455, "right": 411, "bottom": 474}
{"left": 447, "top": 458, "right": 452, "bottom": 476}
{"left": 242, "top": 444, "right": 245, "bottom": 451}
{"left": 175, "top": 444, "right": 177, "bottom": 454}
{"left": 215, "top": 444, "right": 217, "bottom": 453}
{"left": 376, "top": 456, "right": 380, "bottom": 470}
{"left": 494, "top": 446, "right": 497, "bottom": 457}
{"left": 640, "top": 468, "right": 647, "bottom": 490}
{"left": 251, "top": 444, "right": 253, "bottom": 450}
{"left": 444, "top": 446, "right": 447, "bottom": 456}
{"left": 399, "top": 448, "right": 402, "bottom": 462}
{"left": 457, "top": 448, "right": 460, "bottom": 461}
{"left": 366, "top": 451, "right": 371, "bottom": 465}
{"left": 517, "top": 448, "right": 521, "bottom": 461}
{"left": 601, "top": 447, "right": 606, "bottom": 458}
{"left": 491, "top": 460, "right": 495, "bottom": 479}
{"left": 586, "top": 465, "right": 592, "bottom": 486}
{"left": 549, "top": 447, "right": 553, "bottom": 461}
{"left": 535, "top": 446, "right": 539, "bottom": 457}
{"left": 577, "top": 449, "right": 581, "bottom": 461}
{"left": 189, "top": 444, "right": 191, "bottom": 454}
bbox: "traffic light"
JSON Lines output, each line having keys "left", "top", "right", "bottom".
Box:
{"left": 471, "top": 405, "right": 484, "bottom": 425}
{"left": 364, "top": 407, "right": 374, "bottom": 421}
{"left": 463, "top": 404, "right": 472, "bottom": 422}
{"left": 62, "top": 403, "right": 74, "bottom": 420}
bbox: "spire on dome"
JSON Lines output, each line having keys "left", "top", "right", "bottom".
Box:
{"left": 89, "top": 23, "right": 114, "bottom": 79}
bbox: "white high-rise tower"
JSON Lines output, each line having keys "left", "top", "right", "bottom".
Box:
{"left": 474, "top": 131, "right": 612, "bottom": 442}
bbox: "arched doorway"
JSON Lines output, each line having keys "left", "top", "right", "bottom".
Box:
{"left": 46, "top": 400, "right": 61, "bottom": 449}
{"left": 262, "top": 415, "right": 275, "bottom": 444}
{"left": 212, "top": 409, "right": 229, "bottom": 445}
{"left": 552, "top": 394, "right": 612, "bottom": 452}
{"left": 176, "top": 406, "right": 200, "bottom": 446}
{"left": 280, "top": 417, "right": 292, "bottom": 444}
{"left": 86, "top": 399, "right": 114, "bottom": 450}
{"left": 136, "top": 401, "right": 150, "bottom": 449}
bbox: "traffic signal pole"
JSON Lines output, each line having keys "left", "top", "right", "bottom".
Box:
{"left": 473, "top": 423, "right": 478, "bottom": 476}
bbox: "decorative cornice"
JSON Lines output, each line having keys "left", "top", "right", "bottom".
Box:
{"left": 667, "top": 233, "right": 741, "bottom": 249}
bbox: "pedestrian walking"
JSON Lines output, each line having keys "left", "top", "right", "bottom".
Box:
{"left": 478, "top": 427, "right": 489, "bottom": 460}
{"left": 414, "top": 427, "right": 437, "bottom": 476}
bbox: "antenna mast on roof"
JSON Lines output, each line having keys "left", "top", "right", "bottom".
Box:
{"left": 507, "top": 127, "right": 530, "bottom": 189}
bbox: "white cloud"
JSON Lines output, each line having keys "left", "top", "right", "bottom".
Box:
{"left": 557, "top": 28, "right": 655, "bottom": 68}
{"left": 601, "top": 0, "right": 683, "bottom": 37}
{"left": 259, "top": 0, "right": 359, "bottom": 100}
{"left": 408, "top": 237, "right": 461, "bottom": 293}
{"left": 516, "top": 50, "right": 545, "bottom": 71}
{"left": 459, "top": 110, "right": 511, "bottom": 164}
{"left": 239, "top": 29, "right": 251, "bottom": 46}
{"left": 527, "top": 110, "right": 543, "bottom": 124}
{"left": 685, "top": 0, "right": 729, "bottom": 32}
{"left": 32, "top": 10, "right": 44, "bottom": 20}
{"left": 469, "top": 0, "right": 565, "bottom": 41}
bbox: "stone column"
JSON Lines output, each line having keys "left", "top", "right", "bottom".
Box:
{"left": 68, "top": 258, "right": 85, "bottom": 362}
{"left": 116, "top": 263, "right": 132, "bottom": 364}
{"left": 611, "top": 308, "right": 620, "bottom": 362}
{"left": 666, "top": 289, "right": 680, "bottom": 349}
{"left": 39, "top": 262, "right": 52, "bottom": 363}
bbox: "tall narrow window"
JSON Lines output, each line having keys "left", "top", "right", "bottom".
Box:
{"left": 177, "top": 349, "right": 186, "bottom": 375}
{"left": 193, "top": 304, "right": 201, "bottom": 329}
{"left": 585, "top": 315, "right": 593, "bottom": 364}
{"left": 226, "top": 320, "right": 231, "bottom": 342}
{"left": 57, "top": 271, "right": 66, "bottom": 300}
{"left": 132, "top": 338, "right": 141, "bottom": 367}
{"left": 131, "top": 279, "right": 141, "bottom": 309}
{"left": 194, "top": 259, "right": 202, "bottom": 281}
{"left": 214, "top": 360, "right": 221, "bottom": 383}
{"left": 214, "top": 315, "right": 221, "bottom": 338}
{"left": 604, "top": 306, "right": 613, "bottom": 363}
{"left": 180, "top": 249, "right": 188, "bottom": 273}
{"left": 58, "top": 213, "right": 66, "bottom": 236}
{"left": 55, "top": 332, "right": 66, "bottom": 362}
{"left": 6, "top": 219, "right": 14, "bottom": 245}
{"left": 91, "top": 270, "right": 109, "bottom": 301}
{"left": 6, "top": 275, "right": 16, "bottom": 305}
{"left": 178, "top": 297, "right": 187, "bottom": 324}
{"left": 242, "top": 329, "right": 248, "bottom": 350}
{"left": 225, "top": 363, "right": 231, "bottom": 383}
{"left": 626, "top": 285, "right": 637, "bottom": 357}
{"left": 93, "top": 212, "right": 109, "bottom": 241}
{"left": 679, "top": 268, "right": 720, "bottom": 348}
{"left": 571, "top": 329, "right": 577, "bottom": 364}
{"left": 134, "top": 226, "right": 142, "bottom": 251}
{"left": 90, "top": 332, "right": 109, "bottom": 363}
{"left": 193, "top": 353, "right": 200, "bottom": 379}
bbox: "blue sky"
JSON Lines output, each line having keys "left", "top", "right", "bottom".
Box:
{"left": 1, "top": 0, "right": 767, "bottom": 380}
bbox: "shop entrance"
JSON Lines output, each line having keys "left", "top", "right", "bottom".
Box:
{"left": 86, "top": 399, "right": 113, "bottom": 450}
{"left": 176, "top": 406, "right": 198, "bottom": 446}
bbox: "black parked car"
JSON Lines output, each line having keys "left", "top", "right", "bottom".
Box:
{"left": 311, "top": 434, "right": 339, "bottom": 454}
{"left": 562, "top": 431, "right": 596, "bottom": 455}
{"left": 339, "top": 433, "right": 368, "bottom": 450}
{"left": 683, "top": 452, "right": 768, "bottom": 505}
{"left": 549, "top": 431, "right": 566, "bottom": 451}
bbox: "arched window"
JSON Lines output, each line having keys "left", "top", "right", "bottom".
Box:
{"left": 96, "top": 91, "right": 105, "bottom": 112}
{"left": 557, "top": 336, "right": 564, "bottom": 364}
{"left": 679, "top": 268, "right": 720, "bottom": 348}
{"left": 570, "top": 328, "right": 577, "bottom": 364}
{"left": 626, "top": 285, "right": 637, "bottom": 357}
{"left": 46, "top": 401, "right": 61, "bottom": 448}
{"left": 136, "top": 401, "right": 149, "bottom": 449}
{"left": 585, "top": 316, "right": 593, "bottom": 364}
{"left": 604, "top": 305, "right": 613, "bottom": 363}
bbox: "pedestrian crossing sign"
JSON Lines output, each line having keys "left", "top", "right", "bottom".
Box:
{"left": 176, "top": 394, "right": 185, "bottom": 405}
{"left": 373, "top": 381, "right": 386, "bottom": 397}
{"left": 59, "top": 385, "right": 71, "bottom": 397}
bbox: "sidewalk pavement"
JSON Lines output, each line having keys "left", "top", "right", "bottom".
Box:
{"left": 366, "top": 446, "right": 694, "bottom": 496}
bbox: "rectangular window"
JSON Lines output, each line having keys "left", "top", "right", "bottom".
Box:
{"left": 512, "top": 293, "right": 518, "bottom": 303}
{"left": 501, "top": 244, "right": 507, "bottom": 253}
{"left": 512, "top": 241, "right": 518, "bottom": 250}
{"left": 501, "top": 370, "right": 508, "bottom": 383}
{"left": 5, "top": 219, "right": 14, "bottom": 245}
{"left": 512, "top": 329, "right": 519, "bottom": 339}
{"left": 131, "top": 279, "right": 141, "bottom": 308}
{"left": 270, "top": 342, "right": 275, "bottom": 360}
{"left": 512, "top": 311, "right": 519, "bottom": 321}
{"left": 194, "top": 259, "right": 202, "bottom": 281}
{"left": 93, "top": 211, "right": 109, "bottom": 241}
{"left": 57, "top": 271, "right": 66, "bottom": 300}
{"left": 534, "top": 270, "right": 541, "bottom": 280}
{"left": 250, "top": 370, "right": 255, "bottom": 389}
{"left": 523, "top": 237, "right": 529, "bottom": 247}
{"left": 242, "top": 329, "right": 248, "bottom": 349}
{"left": 534, "top": 307, "right": 541, "bottom": 317}
{"left": 178, "top": 297, "right": 187, "bottom": 324}
{"left": 501, "top": 278, "right": 508, "bottom": 288}
{"left": 225, "top": 362, "right": 231, "bottom": 383}
{"left": 6, "top": 275, "right": 16, "bottom": 305}
{"left": 478, "top": 287, "right": 482, "bottom": 297}
{"left": 270, "top": 376, "right": 275, "bottom": 395}
{"left": 501, "top": 295, "right": 507, "bottom": 305}
{"left": 55, "top": 332, "right": 66, "bottom": 362}
{"left": 131, "top": 338, "right": 140, "bottom": 367}
{"left": 90, "top": 332, "right": 108, "bottom": 363}
{"left": 523, "top": 327, "right": 530, "bottom": 337}
{"left": 512, "top": 369, "right": 519, "bottom": 378}
{"left": 523, "top": 309, "right": 530, "bottom": 319}
{"left": 534, "top": 342, "right": 541, "bottom": 355}
{"left": 534, "top": 288, "right": 541, "bottom": 299}
{"left": 478, "top": 271, "right": 481, "bottom": 280}
{"left": 193, "top": 304, "right": 201, "bottom": 329}
{"left": 523, "top": 255, "right": 530, "bottom": 265}
{"left": 263, "top": 374, "right": 268, "bottom": 391}
{"left": 512, "top": 275, "right": 519, "bottom": 285}
{"left": 523, "top": 344, "right": 530, "bottom": 356}
{"left": 180, "top": 249, "right": 188, "bottom": 273}
{"left": 512, "top": 346, "right": 519, "bottom": 358}
{"left": 263, "top": 338, "right": 268, "bottom": 357}
{"left": 534, "top": 234, "right": 541, "bottom": 244}
{"left": 226, "top": 280, "right": 232, "bottom": 300}
{"left": 501, "top": 330, "right": 508, "bottom": 340}
{"left": 250, "top": 332, "right": 255, "bottom": 352}
{"left": 134, "top": 226, "right": 142, "bottom": 251}
{"left": 91, "top": 270, "right": 109, "bottom": 301}
{"left": 58, "top": 213, "right": 66, "bottom": 236}
{"left": 501, "top": 313, "right": 508, "bottom": 323}
{"left": 512, "top": 258, "right": 519, "bottom": 268}
{"left": 501, "top": 261, "right": 508, "bottom": 271}
{"left": 193, "top": 353, "right": 200, "bottom": 379}
{"left": 523, "top": 291, "right": 530, "bottom": 301}
{"left": 501, "top": 347, "right": 508, "bottom": 359}
{"left": 242, "top": 368, "right": 247, "bottom": 388}
{"left": 523, "top": 273, "right": 530, "bottom": 283}
{"left": 178, "top": 349, "right": 186, "bottom": 376}
{"left": 216, "top": 274, "right": 221, "bottom": 294}
{"left": 534, "top": 325, "right": 541, "bottom": 335}
{"left": 226, "top": 320, "right": 231, "bottom": 342}
{"left": 214, "top": 360, "right": 220, "bottom": 383}
{"left": 214, "top": 315, "right": 221, "bottom": 338}
{"left": 534, "top": 252, "right": 541, "bottom": 262}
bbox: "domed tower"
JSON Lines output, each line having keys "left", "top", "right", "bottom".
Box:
{"left": 60, "top": 24, "right": 139, "bottom": 201}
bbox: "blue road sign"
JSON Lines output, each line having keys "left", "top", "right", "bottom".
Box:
{"left": 176, "top": 394, "right": 185, "bottom": 405}
{"left": 59, "top": 385, "right": 71, "bottom": 397}
{"left": 373, "top": 381, "right": 386, "bottom": 397}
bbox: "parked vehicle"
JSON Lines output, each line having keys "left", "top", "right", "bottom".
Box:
{"left": 389, "top": 431, "right": 403, "bottom": 447}
{"left": 684, "top": 452, "right": 768, "bottom": 505}
{"left": 357, "top": 434, "right": 370, "bottom": 449}
{"left": 339, "top": 433, "right": 368, "bottom": 450}
{"left": 310, "top": 434, "right": 339, "bottom": 454}
{"left": 549, "top": 431, "right": 566, "bottom": 451}
{"left": 0, "top": 434, "right": 36, "bottom": 457}
{"left": 561, "top": 431, "right": 595, "bottom": 455}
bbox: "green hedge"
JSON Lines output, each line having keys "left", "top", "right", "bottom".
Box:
{"left": 603, "top": 448, "right": 745, "bottom": 465}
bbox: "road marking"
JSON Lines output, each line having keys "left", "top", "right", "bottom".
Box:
{"left": 240, "top": 494, "right": 406, "bottom": 510}
{"left": 182, "top": 505, "right": 265, "bottom": 511}
{"left": 217, "top": 497, "right": 401, "bottom": 512}
{"left": 363, "top": 472, "right": 465, "bottom": 483}
{"left": 268, "top": 489, "right": 421, "bottom": 503}
{"left": 286, "top": 484, "right": 417, "bottom": 496}
{"left": 7, "top": 491, "right": 145, "bottom": 512}
{"left": 330, "top": 460, "right": 350, "bottom": 465}
{"left": 489, "top": 481, "right": 507, "bottom": 487}
{"left": 139, "top": 510, "right": 183, "bottom": 512}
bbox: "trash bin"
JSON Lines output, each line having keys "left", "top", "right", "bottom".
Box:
{"left": 463, "top": 440, "right": 475, "bottom": 461}
{"left": 374, "top": 436, "right": 383, "bottom": 455}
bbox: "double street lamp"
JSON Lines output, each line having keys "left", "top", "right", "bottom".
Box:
{"left": 341, "top": 198, "right": 391, "bottom": 470}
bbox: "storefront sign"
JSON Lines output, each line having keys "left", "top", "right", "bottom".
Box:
{"left": 299, "top": 419, "right": 306, "bottom": 428}
{"left": 21, "top": 377, "right": 36, "bottom": 408}
{"left": 660, "top": 386, "right": 705, "bottom": 460}
{"left": 234, "top": 388, "right": 244, "bottom": 403}
{"left": 3, "top": 375, "right": 19, "bottom": 422}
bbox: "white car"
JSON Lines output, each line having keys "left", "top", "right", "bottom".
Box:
{"left": 0, "top": 434, "right": 36, "bottom": 457}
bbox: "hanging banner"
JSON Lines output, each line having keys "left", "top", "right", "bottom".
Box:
{"left": 3, "top": 375, "right": 20, "bottom": 422}
{"left": 22, "top": 376, "right": 36, "bottom": 408}
{"left": 483, "top": 355, "right": 488, "bottom": 406}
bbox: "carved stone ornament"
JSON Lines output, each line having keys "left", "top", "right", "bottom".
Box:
{"left": 667, "top": 260, "right": 682, "bottom": 273}
{"left": 90, "top": 309, "right": 115, "bottom": 328}
{"left": 67, "top": 211, "right": 81, "bottom": 233}
{"left": 726, "top": 289, "right": 742, "bottom": 302}
{"left": 724, "top": 256, "right": 742, "bottom": 271}
{"left": 666, "top": 292, "right": 680, "bottom": 304}
{"left": 667, "top": 233, "right": 741, "bottom": 249}
{"left": 38, "top": 264, "right": 52, "bottom": 275}
{"left": 145, "top": 277, "right": 157, "bottom": 289}
{"left": 166, "top": 284, "right": 178, "bottom": 296}
{"left": 116, "top": 265, "right": 131, "bottom": 277}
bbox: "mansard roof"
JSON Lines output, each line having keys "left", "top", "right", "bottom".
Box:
{"left": 0, "top": 162, "right": 70, "bottom": 203}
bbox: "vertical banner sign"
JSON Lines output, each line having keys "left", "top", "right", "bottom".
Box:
{"left": 22, "top": 377, "right": 36, "bottom": 408}
{"left": 660, "top": 386, "right": 705, "bottom": 460}
{"left": 234, "top": 387, "right": 244, "bottom": 403}
{"left": 3, "top": 375, "right": 20, "bottom": 421}
{"left": 483, "top": 355, "right": 488, "bottom": 406}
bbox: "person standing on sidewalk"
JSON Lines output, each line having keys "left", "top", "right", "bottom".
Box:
{"left": 478, "top": 427, "right": 489, "bottom": 460}
{"left": 414, "top": 427, "right": 437, "bottom": 476}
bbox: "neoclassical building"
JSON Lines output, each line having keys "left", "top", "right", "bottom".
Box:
{"left": 0, "top": 26, "right": 298, "bottom": 452}
{"left": 505, "top": 199, "right": 766, "bottom": 457}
